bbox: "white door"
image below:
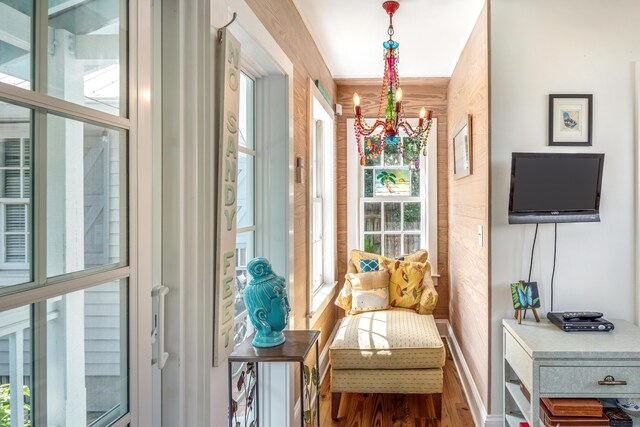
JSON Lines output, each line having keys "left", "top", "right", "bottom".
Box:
{"left": 0, "top": 1, "right": 154, "bottom": 426}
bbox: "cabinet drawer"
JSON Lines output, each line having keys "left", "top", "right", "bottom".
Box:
{"left": 540, "top": 366, "right": 640, "bottom": 395}
{"left": 505, "top": 332, "right": 532, "bottom": 391}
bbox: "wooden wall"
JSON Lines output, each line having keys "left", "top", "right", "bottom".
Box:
{"left": 447, "top": 4, "right": 490, "bottom": 407}
{"left": 335, "top": 78, "right": 451, "bottom": 319}
{"left": 245, "top": 0, "right": 338, "bottom": 344}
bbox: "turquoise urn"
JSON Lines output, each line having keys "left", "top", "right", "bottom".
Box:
{"left": 245, "top": 257, "right": 291, "bottom": 348}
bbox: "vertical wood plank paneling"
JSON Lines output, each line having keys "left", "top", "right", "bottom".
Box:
{"left": 447, "top": 4, "right": 490, "bottom": 407}
{"left": 335, "top": 78, "right": 450, "bottom": 319}
{"left": 244, "top": 0, "right": 337, "bottom": 338}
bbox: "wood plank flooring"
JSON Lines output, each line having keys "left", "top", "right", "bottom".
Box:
{"left": 318, "top": 340, "right": 475, "bottom": 427}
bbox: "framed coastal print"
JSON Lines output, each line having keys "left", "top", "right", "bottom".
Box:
{"left": 453, "top": 114, "right": 472, "bottom": 180}
{"left": 549, "top": 94, "right": 593, "bottom": 146}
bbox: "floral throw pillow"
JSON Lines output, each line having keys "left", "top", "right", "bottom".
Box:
{"left": 379, "top": 257, "right": 427, "bottom": 311}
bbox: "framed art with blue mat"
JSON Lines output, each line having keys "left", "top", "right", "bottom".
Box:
{"left": 511, "top": 280, "right": 541, "bottom": 324}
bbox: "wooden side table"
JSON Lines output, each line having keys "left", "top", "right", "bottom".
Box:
{"left": 228, "top": 330, "right": 321, "bottom": 427}
{"left": 503, "top": 318, "right": 640, "bottom": 427}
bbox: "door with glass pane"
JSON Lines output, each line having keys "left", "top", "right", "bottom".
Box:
{"left": 0, "top": 1, "right": 133, "bottom": 426}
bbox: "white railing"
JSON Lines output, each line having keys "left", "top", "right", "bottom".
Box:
{"left": 0, "top": 306, "right": 30, "bottom": 427}
{"left": 0, "top": 305, "right": 59, "bottom": 427}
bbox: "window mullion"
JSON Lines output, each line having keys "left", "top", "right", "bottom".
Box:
{"left": 32, "top": 106, "right": 48, "bottom": 427}
{"left": 31, "top": 300, "right": 47, "bottom": 427}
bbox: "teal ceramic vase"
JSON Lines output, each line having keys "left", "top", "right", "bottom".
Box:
{"left": 245, "top": 257, "right": 291, "bottom": 348}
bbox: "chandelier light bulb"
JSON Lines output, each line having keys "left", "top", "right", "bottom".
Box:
{"left": 419, "top": 107, "right": 426, "bottom": 119}
{"left": 353, "top": 93, "right": 360, "bottom": 106}
{"left": 395, "top": 88, "right": 403, "bottom": 103}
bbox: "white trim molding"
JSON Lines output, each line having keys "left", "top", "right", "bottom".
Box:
{"left": 635, "top": 61, "right": 640, "bottom": 326}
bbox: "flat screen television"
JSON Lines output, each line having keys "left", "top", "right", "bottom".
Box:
{"left": 508, "top": 153, "right": 604, "bottom": 224}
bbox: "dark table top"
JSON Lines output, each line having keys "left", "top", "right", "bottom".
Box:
{"left": 228, "top": 330, "right": 321, "bottom": 363}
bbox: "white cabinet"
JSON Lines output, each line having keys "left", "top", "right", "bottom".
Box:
{"left": 503, "top": 318, "right": 640, "bottom": 426}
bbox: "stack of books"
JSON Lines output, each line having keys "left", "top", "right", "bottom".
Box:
{"left": 539, "top": 398, "right": 632, "bottom": 427}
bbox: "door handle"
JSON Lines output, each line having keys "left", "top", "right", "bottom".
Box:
{"left": 598, "top": 375, "right": 627, "bottom": 386}
{"left": 152, "top": 285, "right": 170, "bottom": 369}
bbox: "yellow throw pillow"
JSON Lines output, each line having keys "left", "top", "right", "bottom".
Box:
{"left": 350, "top": 249, "right": 429, "bottom": 273}
{"left": 334, "top": 280, "right": 352, "bottom": 313}
{"left": 379, "top": 257, "right": 427, "bottom": 311}
{"left": 346, "top": 270, "right": 390, "bottom": 314}
{"left": 403, "top": 249, "right": 429, "bottom": 264}
{"left": 349, "top": 249, "right": 379, "bottom": 273}
{"left": 418, "top": 262, "right": 438, "bottom": 314}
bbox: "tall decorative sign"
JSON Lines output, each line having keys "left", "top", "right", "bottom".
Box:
{"left": 214, "top": 28, "right": 241, "bottom": 367}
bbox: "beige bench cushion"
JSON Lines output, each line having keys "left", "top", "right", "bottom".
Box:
{"left": 331, "top": 368, "right": 443, "bottom": 394}
{"left": 330, "top": 309, "right": 445, "bottom": 370}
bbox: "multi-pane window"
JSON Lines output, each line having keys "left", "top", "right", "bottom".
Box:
{"left": 360, "top": 137, "right": 427, "bottom": 258}
{"left": 311, "top": 120, "right": 324, "bottom": 292}
{"left": 232, "top": 71, "right": 257, "bottom": 423}
{"left": 0, "top": 1, "right": 130, "bottom": 426}
{"left": 0, "top": 137, "right": 30, "bottom": 273}
{"left": 235, "top": 71, "right": 256, "bottom": 347}
{"left": 309, "top": 95, "right": 335, "bottom": 297}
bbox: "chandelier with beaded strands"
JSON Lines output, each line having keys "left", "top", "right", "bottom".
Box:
{"left": 353, "top": 1, "right": 433, "bottom": 168}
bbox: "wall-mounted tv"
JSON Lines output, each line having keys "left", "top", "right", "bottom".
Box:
{"left": 508, "top": 153, "right": 605, "bottom": 224}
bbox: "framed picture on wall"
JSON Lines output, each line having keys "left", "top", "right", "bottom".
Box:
{"left": 453, "top": 114, "right": 472, "bottom": 180}
{"left": 549, "top": 94, "right": 593, "bottom": 146}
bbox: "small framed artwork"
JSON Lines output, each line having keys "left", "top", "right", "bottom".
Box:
{"left": 511, "top": 281, "right": 541, "bottom": 324}
{"left": 453, "top": 114, "right": 472, "bottom": 180}
{"left": 511, "top": 281, "right": 541, "bottom": 310}
{"left": 549, "top": 94, "right": 593, "bottom": 146}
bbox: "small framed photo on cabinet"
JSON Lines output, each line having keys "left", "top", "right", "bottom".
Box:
{"left": 549, "top": 94, "right": 593, "bottom": 146}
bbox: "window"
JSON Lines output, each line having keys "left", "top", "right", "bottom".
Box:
{"left": 235, "top": 71, "right": 256, "bottom": 347}
{"left": 360, "top": 136, "right": 426, "bottom": 258}
{"left": 0, "top": 136, "right": 30, "bottom": 274}
{"left": 309, "top": 93, "right": 335, "bottom": 302}
{"left": 347, "top": 118, "right": 438, "bottom": 266}
{"left": 0, "top": 1, "right": 131, "bottom": 426}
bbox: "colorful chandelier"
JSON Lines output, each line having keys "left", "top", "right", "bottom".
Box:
{"left": 353, "top": 1, "right": 433, "bottom": 167}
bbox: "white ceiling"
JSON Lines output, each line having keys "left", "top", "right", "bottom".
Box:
{"left": 292, "top": 0, "right": 485, "bottom": 78}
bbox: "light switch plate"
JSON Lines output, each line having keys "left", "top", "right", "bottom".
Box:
{"left": 477, "top": 225, "right": 483, "bottom": 247}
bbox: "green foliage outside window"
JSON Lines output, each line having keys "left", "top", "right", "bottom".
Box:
{"left": 364, "top": 235, "right": 381, "bottom": 254}
{"left": 0, "top": 384, "right": 31, "bottom": 427}
{"left": 404, "top": 203, "right": 421, "bottom": 228}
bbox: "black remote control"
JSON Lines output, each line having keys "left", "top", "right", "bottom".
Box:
{"left": 562, "top": 311, "right": 603, "bottom": 320}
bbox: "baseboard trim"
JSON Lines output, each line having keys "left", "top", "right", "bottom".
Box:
{"left": 484, "top": 414, "right": 503, "bottom": 427}
{"left": 438, "top": 319, "right": 491, "bottom": 427}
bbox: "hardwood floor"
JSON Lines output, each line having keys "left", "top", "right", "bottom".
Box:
{"left": 318, "top": 340, "right": 475, "bottom": 427}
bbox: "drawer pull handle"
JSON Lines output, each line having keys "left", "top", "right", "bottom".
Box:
{"left": 598, "top": 375, "right": 627, "bottom": 386}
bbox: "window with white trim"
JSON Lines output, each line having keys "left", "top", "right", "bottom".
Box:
{"left": 310, "top": 96, "right": 335, "bottom": 296}
{"left": 235, "top": 71, "right": 256, "bottom": 346}
{"left": 0, "top": 1, "right": 132, "bottom": 426}
{"left": 360, "top": 136, "right": 427, "bottom": 258}
{"left": 0, "top": 136, "right": 30, "bottom": 270}
{"left": 347, "top": 118, "right": 438, "bottom": 267}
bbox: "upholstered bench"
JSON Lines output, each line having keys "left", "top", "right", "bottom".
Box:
{"left": 329, "top": 250, "right": 445, "bottom": 422}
